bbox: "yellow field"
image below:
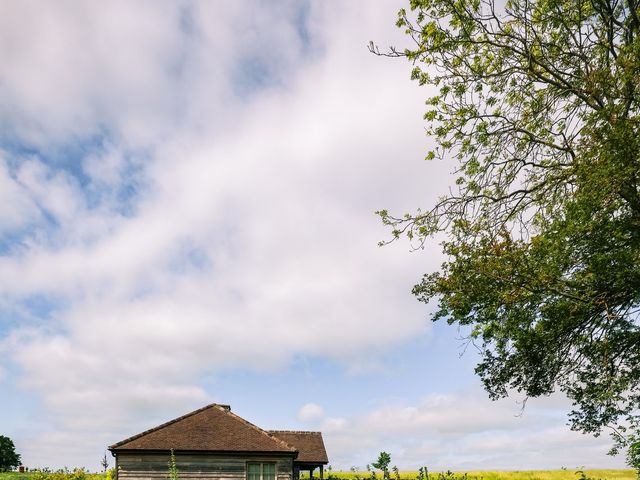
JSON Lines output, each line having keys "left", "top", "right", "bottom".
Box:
{"left": 459, "top": 471, "right": 635, "bottom": 480}
{"left": 0, "top": 474, "right": 104, "bottom": 480}
{"left": 305, "top": 471, "right": 637, "bottom": 480}
{"left": 0, "top": 469, "right": 635, "bottom": 480}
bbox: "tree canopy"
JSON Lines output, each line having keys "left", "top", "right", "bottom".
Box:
{"left": 372, "top": 451, "right": 392, "bottom": 480}
{"left": 0, "top": 435, "right": 21, "bottom": 472}
{"left": 373, "top": 0, "right": 640, "bottom": 469}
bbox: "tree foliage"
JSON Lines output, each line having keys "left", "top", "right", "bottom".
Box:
{"left": 372, "top": 452, "right": 392, "bottom": 480}
{"left": 372, "top": 0, "right": 640, "bottom": 469}
{"left": 0, "top": 435, "right": 21, "bottom": 472}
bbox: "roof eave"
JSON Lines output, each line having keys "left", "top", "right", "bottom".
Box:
{"left": 109, "top": 448, "right": 298, "bottom": 457}
{"left": 294, "top": 460, "right": 330, "bottom": 466}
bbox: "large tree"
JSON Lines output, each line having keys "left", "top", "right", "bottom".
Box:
{"left": 372, "top": 0, "right": 640, "bottom": 470}
{"left": 0, "top": 435, "right": 21, "bottom": 472}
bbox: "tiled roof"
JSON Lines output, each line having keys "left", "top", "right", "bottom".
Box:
{"left": 268, "top": 431, "right": 328, "bottom": 464}
{"left": 109, "top": 404, "right": 297, "bottom": 454}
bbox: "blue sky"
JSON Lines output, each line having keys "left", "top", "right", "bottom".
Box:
{"left": 0, "top": 0, "right": 626, "bottom": 472}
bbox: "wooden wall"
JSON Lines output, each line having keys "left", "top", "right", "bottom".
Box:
{"left": 117, "top": 453, "right": 293, "bottom": 480}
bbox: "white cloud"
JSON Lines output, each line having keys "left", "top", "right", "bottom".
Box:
{"left": 82, "top": 145, "right": 127, "bottom": 187}
{"left": 0, "top": 157, "right": 40, "bottom": 231}
{"left": 0, "top": 0, "right": 444, "bottom": 469}
{"left": 15, "top": 159, "right": 84, "bottom": 226}
{"left": 0, "top": 1, "right": 184, "bottom": 146}
{"left": 0, "top": 1, "right": 316, "bottom": 149}
{"left": 298, "top": 403, "right": 325, "bottom": 423}
{"left": 320, "top": 391, "right": 626, "bottom": 470}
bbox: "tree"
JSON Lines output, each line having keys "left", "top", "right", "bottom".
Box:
{"left": 372, "top": 0, "right": 640, "bottom": 470}
{"left": 0, "top": 435, "right": 21, "bottom": 472}
{"left": 371, "top": 452, "right": 391, "bottom": 480}
{"left": 101, "top": 452, "right": 109, "bottom": 473}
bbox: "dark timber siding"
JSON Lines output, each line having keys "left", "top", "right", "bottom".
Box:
{"left": 117, "top": 453, "right": 293, "bottom": 480}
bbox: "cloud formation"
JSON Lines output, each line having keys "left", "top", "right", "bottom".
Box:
{"left": 0, "top": 0, "right": 626, "bottom": 472}
{"left": 298, "top": 403, "right": 325, "bottom": 423}
{"left": 0, "top": 0, "right": 443, "bottom": 468}
{"left": 316, "top": 392, "right": 621, "bottom": 470}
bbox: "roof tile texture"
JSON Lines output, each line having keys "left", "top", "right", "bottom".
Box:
{"left": 110, "top": 404, "right": 296, "bottom": 453}
{"left": 268, "top": 431, "right": 328, "bottom": 464}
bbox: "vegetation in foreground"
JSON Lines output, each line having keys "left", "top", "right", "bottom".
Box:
{"left": 0, "top": 472, "right": 104, "bottom": 480}
{"left": 300, "top": 454, "right": 637, "bottom": 480}
{"left": 304, "top": 470, "right": 637, "bottom": 480}
{"left": 0, "top": 467, "right": 635, "bottom": 480}
{"left": 0, "top": 451, "right": 634, "bottom": 480}
{"left": 0, "top": 470, "right": 636, "bottom": 480}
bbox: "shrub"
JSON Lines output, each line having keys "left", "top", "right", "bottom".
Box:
{"left": 106, "top": 468, "right": 117, "bottom": 480}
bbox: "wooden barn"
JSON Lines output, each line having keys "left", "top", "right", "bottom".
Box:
{"left": 108, "top": 404, "right": 328, "bottom": 480}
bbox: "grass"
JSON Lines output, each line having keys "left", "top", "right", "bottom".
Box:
{"left": 306, "top": 471, "right": 637, "bottom": 480}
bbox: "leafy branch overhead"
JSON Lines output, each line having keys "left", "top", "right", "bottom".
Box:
{"left": 373, "top": 0, "right": 640, "bottom": 471}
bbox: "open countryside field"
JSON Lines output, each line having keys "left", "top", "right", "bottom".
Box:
{"left": 0, "top": 470, "right": 636, "bottom": 480}
{"left": 455, "top": 472, "right": 637, "bottom": 480}
{"left": 303, "top": 471, "right": 637, "bottom": 480}
{"left": 0, "top": 473, "right": 104, "bottom": 480}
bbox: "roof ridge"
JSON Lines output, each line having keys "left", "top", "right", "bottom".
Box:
{"left": 268, "top": 430, "right": 322, "bottom": 435}
{"left": 108, "top": 403, "right": 228, "bottom": 450}
{"left": 224, "top": 410, "right": 297, "bottom": 453}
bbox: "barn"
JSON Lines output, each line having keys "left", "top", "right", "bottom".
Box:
{"left": 108, "top": 404, "right": 328, "bottom": 480}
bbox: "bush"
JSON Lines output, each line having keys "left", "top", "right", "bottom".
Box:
{"left": 105, "top": 468, "right": 116, "bottom": 480}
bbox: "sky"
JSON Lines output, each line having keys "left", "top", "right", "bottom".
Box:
{"left": 0, "top": 0, "right": 627, "bottom": 473}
